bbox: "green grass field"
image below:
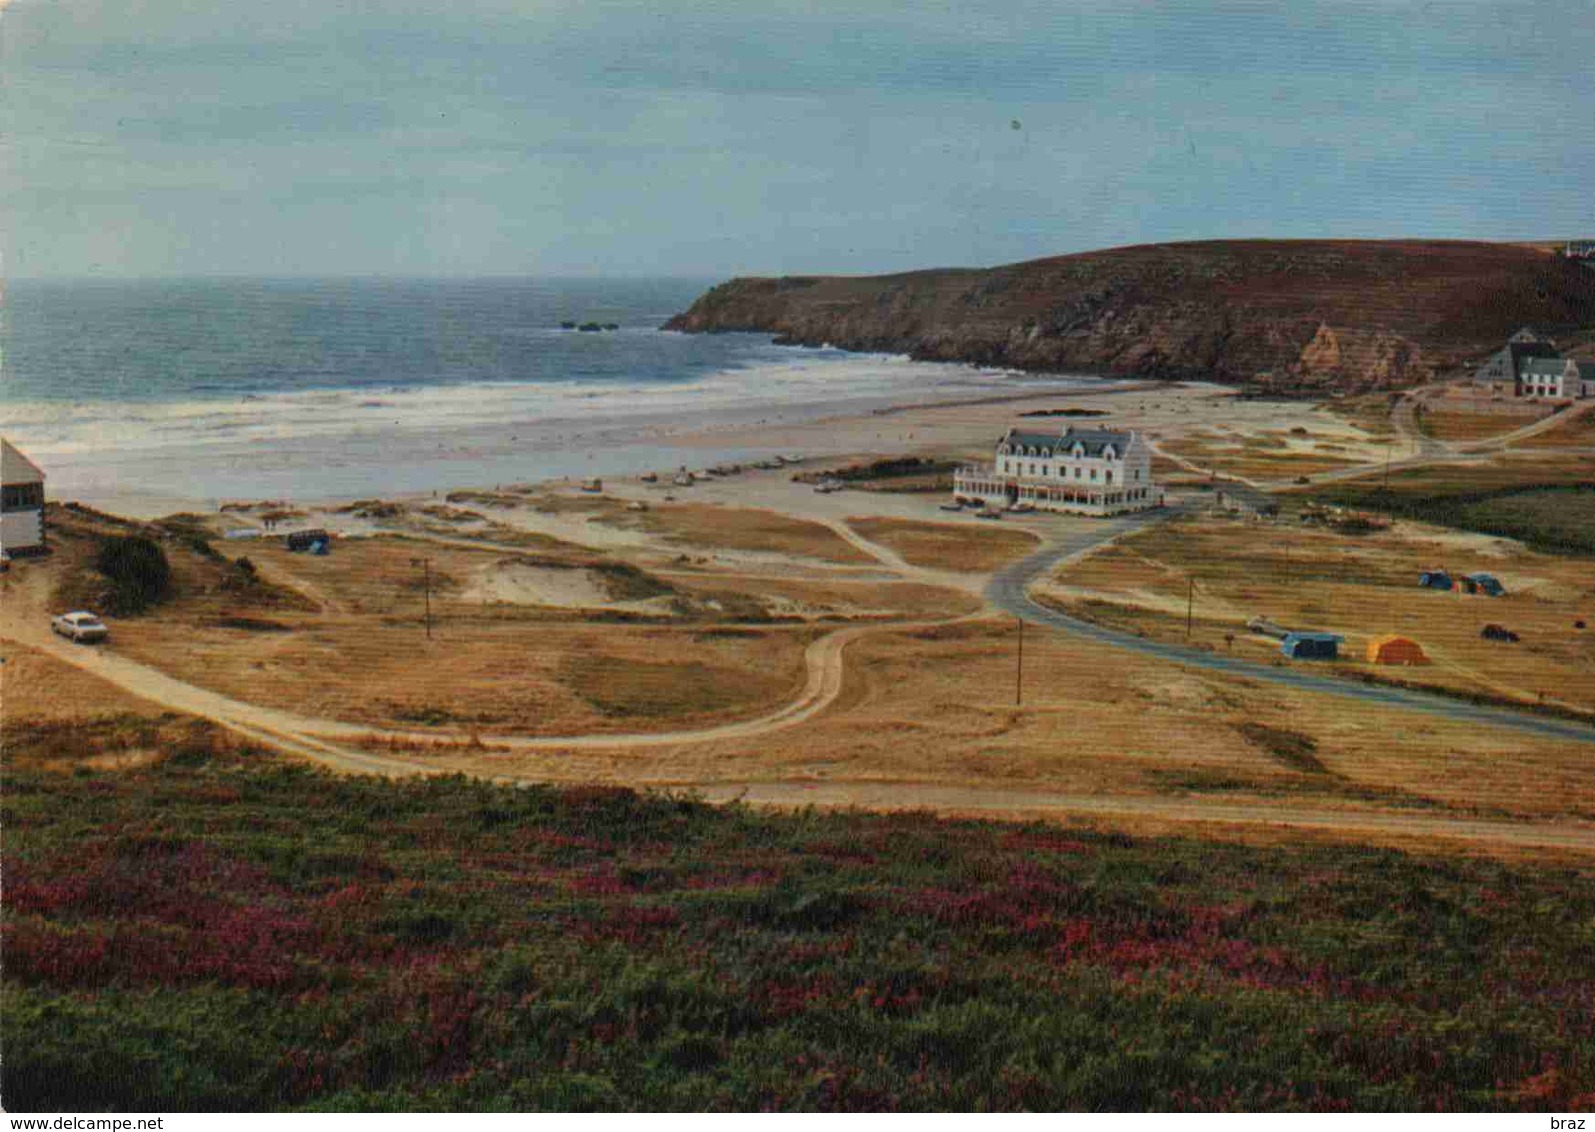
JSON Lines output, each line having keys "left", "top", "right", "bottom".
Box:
{"left": 1310, "top": 481, "right": 1595, "bottom": 557}
{"left": 5, "top": 733, "right": 1595, "bottom": 1112}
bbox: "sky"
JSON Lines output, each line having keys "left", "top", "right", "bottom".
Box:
{"left": 3, "top": 0, "right": 1593, "bottom": 279}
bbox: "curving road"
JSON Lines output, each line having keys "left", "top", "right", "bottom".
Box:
{"left": 986, "top": 511, "right": 1595, "bottom": 747}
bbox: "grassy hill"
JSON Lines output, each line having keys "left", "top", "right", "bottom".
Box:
{"left": 665, "top": 240, "right": 1595, "bottom": 393}
{"left": 5, "top": 729, "right": 1595, "bottom": 1111}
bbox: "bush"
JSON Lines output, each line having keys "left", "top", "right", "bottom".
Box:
{"left": 94, "top": 536, "right": 172, "bottom": 614}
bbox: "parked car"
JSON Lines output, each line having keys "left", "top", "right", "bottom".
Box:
{"left": 52, "top": 611, "right": 109, "bottom": 643}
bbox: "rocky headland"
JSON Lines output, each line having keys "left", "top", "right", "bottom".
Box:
{"left": 664, "top": 240, "right": 1595, "bottom": 393}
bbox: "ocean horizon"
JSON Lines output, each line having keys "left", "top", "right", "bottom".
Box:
{"left": 1, "top": 276, "right": 1090, "bottom": 510}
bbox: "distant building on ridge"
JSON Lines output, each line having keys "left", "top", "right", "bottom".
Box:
{"left": 1471, "top": 328, "right": 1595, "bottom": 400}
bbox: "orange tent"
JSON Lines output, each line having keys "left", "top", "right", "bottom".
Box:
{"left": 1366, "top": 634, "right": 1429, "bottom": 665}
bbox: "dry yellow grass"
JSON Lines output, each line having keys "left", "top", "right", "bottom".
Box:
{"left": 662, "top": 573, "right": 982, "bottom": 620}
{"left": 30, "top": 510, "right": 815, "bottom": 734}
{"left": 1514, "top": 408, "right": 1595, "bottom": 450}
{"left": 846, "top": 516, "right": 1040, "bottom": 572}
{"left": 406, "top": 616, "right": 1595, "bottom": 827}
{"left": 1, "top": 642, "right": 166, "bottom": 724}
{"left": 1036, "top": 514, "right": 1595, "bottom": 713}
{"left": 1419, "top": 410, "right": 1540, "bottom": 443}
{"left": 1322, "top": 393, "right": 1398, "bottom": 438}
{"left": 108, "top": 616, "right": 815, "bottom": 735}
{"left": 240, "top": 536, "right": 597, "bottom": 618}
{"left": 0, "top": 643, "right": 203, "bottom": 773}
{"left": 1158, "top": 438, "right": 1362, "bottom": 480}
{"left": 621, "top": 504, "right": 875, "bottom": 564}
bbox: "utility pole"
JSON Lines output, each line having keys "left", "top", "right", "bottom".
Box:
{"left": 1185, "top": 577, "right": 1194, "bottom": 639}
{"left": 411, "top": 557, "right": 432, "bottom": 639}
{"left": 1015, "top": 616, "right": 1024, "bottom": 708}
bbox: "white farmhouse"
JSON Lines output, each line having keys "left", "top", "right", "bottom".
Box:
{"left": 1519, "top": 356, "right": 1595, "bottom": 400}
{"left": 1, "top": 439, "right": 46, "bottom": 556}
{"left": 954, "top": 426, "right": 1161, "bottom": 516}
{"left": 1472, "top": 327, "right": 1595, "bottom": 400}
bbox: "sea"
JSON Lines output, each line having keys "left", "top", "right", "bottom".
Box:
{"left": 1, "top": 277, "right": 1087, "bottom": 510}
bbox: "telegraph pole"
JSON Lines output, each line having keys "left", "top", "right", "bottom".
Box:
{"left": 411, "top": 556, "right": 432, "bottom": 639}
{"left": 1185, "top": 577, "right": 1194, "bottom": 639}
{"left": 1015, "top": 616, "right": 1024, "bottom": 707}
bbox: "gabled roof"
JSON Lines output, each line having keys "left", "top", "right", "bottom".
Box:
{"left": 999, "top": 425, "right": 1138, "bottom": 457}
{"left": 1000, "top": 430, "right": 1068, "bottom": 452}
{"left": 1507, "top": 340, "right": 1562, "bottom": 365}
{"left": 1, "top": 439, "right": 45, "bottom": 486}
{"left": 1520, "top": 356, "right": 1574, "bottom": 376}
{"left": 1508, "top": 326, "right": 1551, "bottom": 344}
{"left": 1281, "top": 631, "right": 1344, "bottom": 643}
{"left": 1060, "top": 427, "right": 1135, "bottom": 456}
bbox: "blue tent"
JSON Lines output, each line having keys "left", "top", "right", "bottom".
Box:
{"left": 1418, "top": 570, "right": 1453, "bottom": 590}
{"left": 286, "top": 528, "right": 331, "bottom": 553}
{"left": 1462, "top": 572, "right": 1504, "bottom": 596}
{"left": 1281, "top": 632, "right": 1344, "bottom": 660}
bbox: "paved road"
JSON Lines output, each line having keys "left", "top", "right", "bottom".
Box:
{"left": 987, "top": 511, "right": 1595, "bottom": 747}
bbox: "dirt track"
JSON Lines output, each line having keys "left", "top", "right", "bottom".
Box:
{"left": 9, "top": 515, "right": 1595, "bottom": 854}
{"left": 691, "top": 782, "right": 1595, "bottom": 854}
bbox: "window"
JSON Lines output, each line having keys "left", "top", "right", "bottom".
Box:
{"left": 1090, "top": 468, "right": 1097, "bottom": 481}
{"left": 1105, "top": 470, "right": 1113, "bottom": 484}
{"left": 1, "top": 483, "right": 44, "bottom": 511}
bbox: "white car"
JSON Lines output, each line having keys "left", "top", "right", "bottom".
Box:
{"left": 52, "top": 611, "right": 109, "bottom": 643}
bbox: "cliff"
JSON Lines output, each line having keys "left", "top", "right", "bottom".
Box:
{"left": 663, "top": 240, "right": 1595, "bottom": 393}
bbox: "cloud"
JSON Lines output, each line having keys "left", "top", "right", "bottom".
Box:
{"left": 4, "top": 0, "right": 1592, "bottom": 277}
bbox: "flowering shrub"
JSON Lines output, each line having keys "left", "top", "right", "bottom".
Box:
{"left": 5, "top": 746, "right": 1594, "bottom": 1111}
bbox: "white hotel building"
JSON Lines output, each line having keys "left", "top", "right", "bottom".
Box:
{"left": 953, "top": 426, "right": 1162, "bottom": 516}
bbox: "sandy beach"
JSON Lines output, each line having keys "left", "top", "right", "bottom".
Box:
{"left": 15, "top": 357, "right": 1117, "bottom": 516}
{"left": 24, "top": 374, "right": 1374, "bottom": 519}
